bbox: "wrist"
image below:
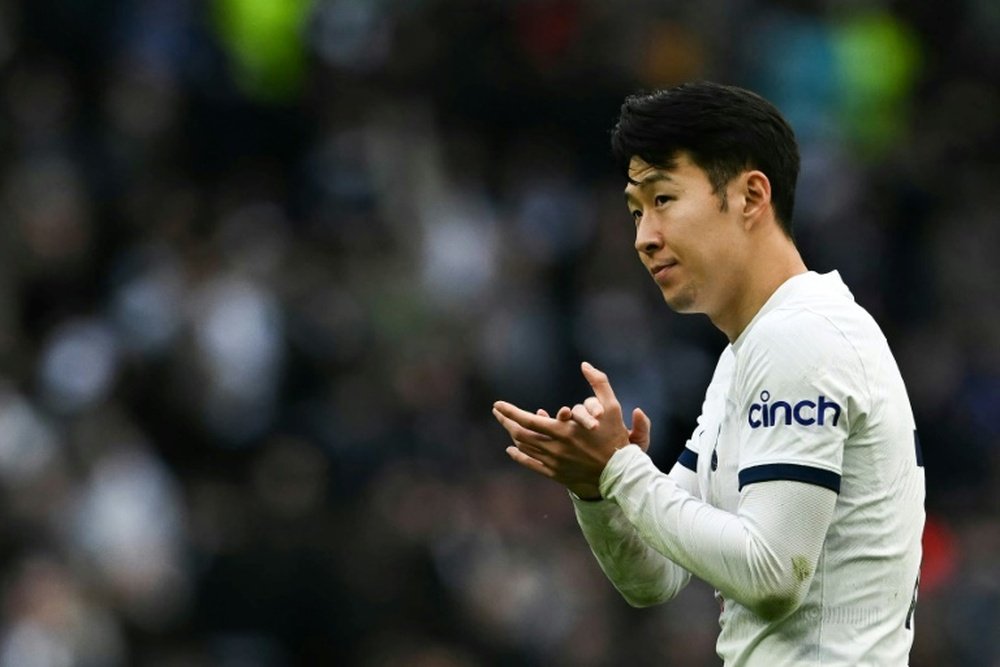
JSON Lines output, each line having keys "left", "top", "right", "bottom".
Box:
{"left": 598, "top": 443, "right": 641, "bottom": 499}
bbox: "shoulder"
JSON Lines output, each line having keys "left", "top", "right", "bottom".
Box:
{"left": 737, "top": 303, "right": 868, "bottom": 391}
{"left": 744, "top": 271, "right": 886, "bottom": 362}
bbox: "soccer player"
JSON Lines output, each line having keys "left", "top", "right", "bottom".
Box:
{"left": 492, "top": 82, "right": 925, "bottom": 665}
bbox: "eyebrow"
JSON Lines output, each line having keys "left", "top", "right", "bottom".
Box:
{"left": 624, "top": 171, "right": 675, "bottom": 204}
{"left": 627, "top": 172, "right": 675, "bottom": 188}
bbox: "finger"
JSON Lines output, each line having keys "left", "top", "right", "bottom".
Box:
{"left": 629, "top": 407, "right": 651, "bottom": 451}
{"left": 571, "top": 403, "right": 599, "bottom": 430}
{"left": 583, "top": 396, "right": 604, "bottom": 418}
{"left": 580, "top": 361, "right": 619, "bottom": 408}
{"left": 506, "top": 446, "right": 556, "bottom": 479}
{"left": 536, "top": 408, "right": 551, "bottom": 418}
{"left": 494, "top": 401, "right": 563, "bottom": 438}
{"left": 513, "top": 436, "right": 557, "bottom": 465}
{"left": 556, "top": 406, "right": 573, "bottom": 421}
{"left": 493, "top": 408, "right": 553, "bottom": 444}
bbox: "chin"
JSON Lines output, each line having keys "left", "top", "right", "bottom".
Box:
{"left": 662, "top": 287, "right": 700, "bottom": 314}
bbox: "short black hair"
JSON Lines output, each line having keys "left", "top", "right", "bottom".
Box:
{"left": 610, "top": 81, "right": 800, "bottom": 237}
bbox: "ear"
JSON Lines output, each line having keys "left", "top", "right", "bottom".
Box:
{"left": 742, "top": 170, "right": 772, "bottom": 228}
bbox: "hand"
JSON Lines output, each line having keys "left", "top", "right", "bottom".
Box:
{"left": 559, "top": 392, "right": 652, "bottom": 453}
{"left": 505, "top": 408, "right": 604, "bottom": 499}
{"left": 492, "top": 362, "right": 635, "bottom": 498}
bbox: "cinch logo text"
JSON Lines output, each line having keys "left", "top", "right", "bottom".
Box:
{"left": 748, "top": 391, "right": 842, "bottom": 429}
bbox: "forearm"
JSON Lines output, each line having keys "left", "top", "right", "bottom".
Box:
{"left": 572, "top": 494, "right": 690, "bottom": 607}
{"left": 600, "top": 445, "right": 836, "bottom": 620}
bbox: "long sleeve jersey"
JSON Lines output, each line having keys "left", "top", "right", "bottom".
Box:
{"left": 574, "top": 271, "right": 925, "bottom": 666}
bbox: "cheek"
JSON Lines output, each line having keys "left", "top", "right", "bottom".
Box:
{"left": 682, "top": 223, "right": 734, "bottom": 279}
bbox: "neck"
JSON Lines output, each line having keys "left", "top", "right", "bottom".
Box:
{"left": 711, "top": 236, "right": 807, "bottom": 342}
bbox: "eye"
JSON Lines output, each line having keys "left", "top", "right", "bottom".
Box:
{"left": 630, "top": 209, "right": 642, "bottom": 224}
{"left": 654, "top": 194, "right": 673, "bottom": 206}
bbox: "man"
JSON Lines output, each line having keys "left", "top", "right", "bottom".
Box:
{"left": 492, "top": 82, "right": 925, "bottom": 665}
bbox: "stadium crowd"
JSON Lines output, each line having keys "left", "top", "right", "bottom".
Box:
{"left": 0, "top": 0, "right": 997, "bottom": 665}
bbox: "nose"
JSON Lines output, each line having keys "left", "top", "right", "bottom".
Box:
{"left": 634, "top": 217, "right": 663, "bottom": 256}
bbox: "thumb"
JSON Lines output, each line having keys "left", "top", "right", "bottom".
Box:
{"left": 629, "top": 407, "right": 652, "bottom": 452}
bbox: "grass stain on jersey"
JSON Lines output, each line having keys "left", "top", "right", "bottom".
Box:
{"left": 792, "top": 556, "right": 812, "bottom": 582}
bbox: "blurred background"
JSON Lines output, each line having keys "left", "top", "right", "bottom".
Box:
{"left": 0, "top": 0, "right": 997, "bottom": 665}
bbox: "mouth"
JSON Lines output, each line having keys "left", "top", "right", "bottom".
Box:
{"left": 650, "top": 260, "right": 678, "bottom": 283}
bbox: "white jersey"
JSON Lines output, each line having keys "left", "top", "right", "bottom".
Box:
{"left": 574, "top": 270, "right": 925, "bottom": 665}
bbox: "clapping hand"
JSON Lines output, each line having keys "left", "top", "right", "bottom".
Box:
{"left": 492, "top": 362, "right": 651, "bottom": 499}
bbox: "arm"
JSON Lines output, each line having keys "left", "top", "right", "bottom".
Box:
{"left": 553, "top": 353, "right": 733, "bottom": 607}
{"left": 572, "top": 462, "right": 697, "bottom": 607}
{"left": 494, "top": 356, "right": 840, "bottom": 620}
{"left": 601, "top": 445, "right": 836, "bottom": 621}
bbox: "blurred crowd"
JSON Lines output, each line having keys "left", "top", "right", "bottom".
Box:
{"left": 0, "top": 0, "right": 997, "bottom": 665}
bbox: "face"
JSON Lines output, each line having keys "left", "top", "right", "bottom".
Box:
{"left": 624, "top": 154, "right": 748, "bottom": 316}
